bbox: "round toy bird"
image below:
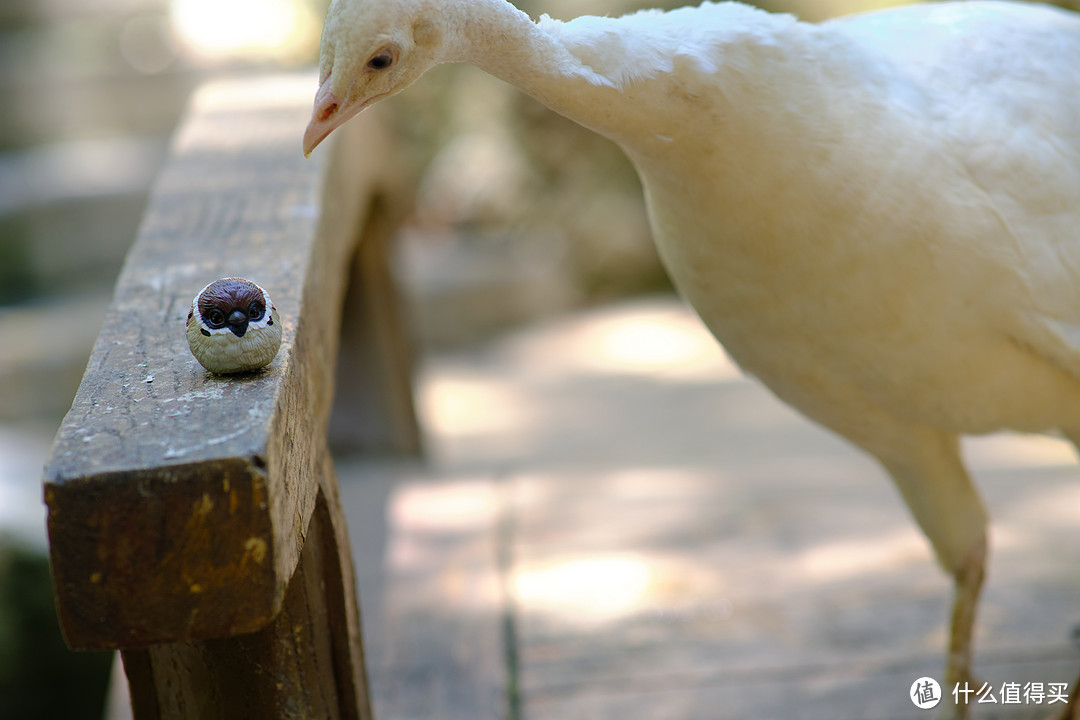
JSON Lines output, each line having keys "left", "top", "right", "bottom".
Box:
{"left": 186, "top": 277, "right": 282, "bottom": 374}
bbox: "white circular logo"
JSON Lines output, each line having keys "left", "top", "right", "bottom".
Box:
{"left": 911, "top": 677, "right": 942, "bottom": 709}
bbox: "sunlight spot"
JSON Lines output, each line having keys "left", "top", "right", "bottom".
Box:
{"left": 557, "top": 301, "right": 743, "bottom": 381}
{"left": 391, "top": 481, "right": 499, "bottom": 533}
{"left": 419, "top": 373, "right": 533, "bottom": 439}
{"left": 170, "top": 0, "right": 315, "bottom": 61}
{"left": 513, "top": 554, "right": 653, "bottom": 621}
{"left": 492, "top": 298, "right": 743, "bottom": 382}
{"left": 593, "top": 316, "right": 714, "bottom": 370}
{"left": 795, "top": 530, "right": 930, "bottom": 582}
{"left": 964, "top": 433, "right": 1077, "bottom": 470}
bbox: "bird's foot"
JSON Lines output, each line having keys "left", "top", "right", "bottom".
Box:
{"left": 933, "top": 663, "right": 983, "bottom": 720}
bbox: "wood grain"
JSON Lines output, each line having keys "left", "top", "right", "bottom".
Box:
{"left": 42, "top": 73, "right": 393, "bottom": 651}
{"left": 120, "top": 465, "right": 371, "bottom": 720}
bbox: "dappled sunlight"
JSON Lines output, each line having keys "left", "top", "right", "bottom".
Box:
{"left": 418, "top": 371, "right": 537, "bottom": 444}
{"left": 412, "top": 301, "right": 761, "bottom": 466}
{"left": 512, "top": 551, "right": 733, "bottom": 626}
{"left": 191, "top": 74, "right": 317, "bottom": 112}
{"left": 390, "top": 479, "right": 500, "bottom": 534}
{"left": 170, "top": 0, "right": 319, "bottom": 62}
{"left": 501, "top": 298, "right": 744, "bottom": 382}
{"left": 382, "top": 478, "right": 505, "bottom": 612}
{"left": 513, "top": 554, "right": 654, "bottom": 622}
{"left": 571, "top": 304, "right": 741, "bottom": 381}
{"left": 964, "top": 433, "right": 1078, "bottom": 470}
{"left": 591, "top": 315, "right": 719, "bottom": 372}
{"left": 792, "top": 529, "right": 932, "bottom": 583}
{"left": 592, "top": 466, "right": 721, "bottom": 503}
{"left": 393, "top": 294, "right": 1080, "bottom": 688}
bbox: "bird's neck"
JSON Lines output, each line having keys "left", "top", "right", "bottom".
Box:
{"left": 433, "top": 0, "right": 657, "bottom": 144}
{"left": 434, "top": 1, "right": 810, "bottom": 151}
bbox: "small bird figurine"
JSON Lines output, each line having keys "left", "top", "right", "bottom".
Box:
{"left": 186, "top": 277, "right": 282, "bottom": 374}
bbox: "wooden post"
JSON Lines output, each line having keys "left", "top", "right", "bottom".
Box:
{"left": 330, "top": 192, "right": 423, "bottom": 456}
{"left": 119, "top": 456, "right": 370, "bottom": 719}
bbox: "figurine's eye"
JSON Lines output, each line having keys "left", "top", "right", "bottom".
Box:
{"left": 248, "top": 302, "right": 265, "bottom": 321}
{"left": 206, "top": 308, "right": 227, "bottom": 328}
{"left": 367, "top": 52, "right": 394, "bottom": 70}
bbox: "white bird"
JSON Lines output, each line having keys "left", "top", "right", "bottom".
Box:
{"left": 303, "top": 0, "right": 1080, "bottom": 714}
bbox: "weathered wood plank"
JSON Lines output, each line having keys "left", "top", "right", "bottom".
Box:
{"left": 42, "top": 73, "right": 392, "bottom": 650}
{"left": 119, "top": 458, "right": 372, "bottom": 719}
{"left": 350, "top": 297, "right": 1079, "bottom": 720}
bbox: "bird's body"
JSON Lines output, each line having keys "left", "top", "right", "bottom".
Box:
{"left": 304, "top": 0, "right": 1080, "bottom": 713}
{"left": 540, "top": 1, "right": 1080, "bottom": 441}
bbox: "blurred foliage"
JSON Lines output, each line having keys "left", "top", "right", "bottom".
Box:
{"left": 0, "top": 541, "right": 113, "bottom": 720}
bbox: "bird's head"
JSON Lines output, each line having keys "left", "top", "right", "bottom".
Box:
{"left": 186, "top": 277, "right": 282, "bottom": 374}
{"left": 303, "top": 0, "right": 445, "bottom": 156}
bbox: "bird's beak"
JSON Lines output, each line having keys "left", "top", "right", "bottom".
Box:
{"left": 303, "top": 76, "right": 366, "bottom": 157}
{"left": 228, "top": 309, "right": 249, "bottom": 337}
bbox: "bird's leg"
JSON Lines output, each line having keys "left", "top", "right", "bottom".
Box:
{"left": 944, "top": 538, "right": 987, "bottom": 698}
{"left": 926, "top": 538, "right": 987, "bottom": 720}
{"left": 870, "top": 429, "right": 988, "bottom": 719}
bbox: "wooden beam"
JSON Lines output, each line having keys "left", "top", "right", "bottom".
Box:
{"left": 119, "top": 457, "right": 372, "bottom": 720}
{"left": 329, "top": 192, "right": 423, "bottom": 457}
{"left": 42, "top": 73, "right": 393, "bottom": 650}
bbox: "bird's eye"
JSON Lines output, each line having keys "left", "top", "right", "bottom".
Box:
{"left": 248, "top": 302, "right": 265, "bottom": 321}
{"left": 206, "top": 308, "right": 227, "bottom": 328}
{"left": 367, "top": 52, "right": 394, "bottom": 70}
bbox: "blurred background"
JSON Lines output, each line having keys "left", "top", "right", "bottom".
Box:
{"left": 0, "top": 0, "right": 1077, "bottom": 716}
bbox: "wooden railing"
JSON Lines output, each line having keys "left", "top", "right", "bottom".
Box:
{"left": 42, "top": 73, "right": 419, "bottom": 719}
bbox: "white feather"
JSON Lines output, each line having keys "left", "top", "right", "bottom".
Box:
{"left": 536, "top": 3, "right": 797, "bottom": 89}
